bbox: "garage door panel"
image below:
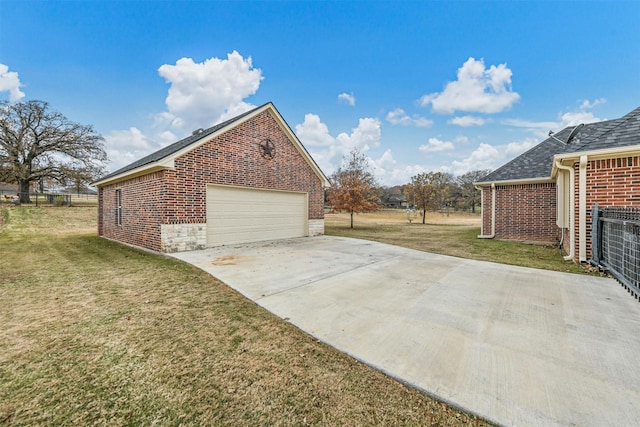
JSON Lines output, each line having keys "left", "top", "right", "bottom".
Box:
{"left": 206, "top": 185, "right": 307, "bottom": 246}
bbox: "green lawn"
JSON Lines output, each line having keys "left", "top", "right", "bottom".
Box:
{"left": 0, "top": 206, "right": 490, "bottom": 426}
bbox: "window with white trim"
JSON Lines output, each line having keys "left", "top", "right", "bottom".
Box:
{"left": 116, "top": 189, "right": 122, "bottom": 226}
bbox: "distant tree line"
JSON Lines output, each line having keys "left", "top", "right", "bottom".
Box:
{"left": 327, "top": 149, "right": 491, "bottom": 227}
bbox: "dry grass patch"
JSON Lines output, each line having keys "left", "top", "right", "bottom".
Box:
{"left": 1, "top": 206, "right": 490, "bottom": 426}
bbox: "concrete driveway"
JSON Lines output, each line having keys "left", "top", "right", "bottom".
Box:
{"left": 170, "top": 235, "right": 640, "bottom": 426}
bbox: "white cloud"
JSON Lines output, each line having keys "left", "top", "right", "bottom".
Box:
{"left": 386, "top": 108, "right": 433, "bottom": 127}
{"left": 448, "top": 115, "right": 485, "bottom": 127}
{"left": 419, "top": 137, "right": 455, "bottom": 153}
{"left": 580, "top": 98, "right": 606, "bottom": 110}
{"left": 450, "top": 143, "right": 499, "bottom": 175}
{"left": 503, "top": 99, "right": 606, "bottom": 138}
{"left": 295, "top": 114, "right": 335, "bottom": 147}
{"left": 370, "top": 150, "right": 430, "bottom": 185}
{"left": 442, "top": 137, "right": 537, "bottom": 176}
{"left": 558, "top": 110, "right": 601, "bottom": 127}
{"left": 104, "top": 127, "right": 156, "bottom": 171}
{"left": 335, "top": 117, "right": 381, "bottom": 153}
{"left": 296, "top": 114, "right": 381, "bottom": 176}
{"left": 338, "top": 92, "right": 356, "bottom": 106}
{"left": 455, "top": 135, "right": 470, "bottom": 144}
{"left": 0, "top": 64, "right": 25, "bottom": 101}
{"left": 295, "top": 116, "right": 435, "bottom": 186}
{"left": 157, "top": 51, "right": 263, "bottom": 131}
{"left": 420, "top": 57, "right": 520, "bottom": 114}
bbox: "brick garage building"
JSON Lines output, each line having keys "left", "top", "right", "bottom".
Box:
{"left": 94, "top": 102, "right": 329, "bottom": 253}
{"left": 475, "top": 106, "right": 640, "bottom": 263}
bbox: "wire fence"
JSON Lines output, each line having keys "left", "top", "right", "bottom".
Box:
{"left": 592, "top": 204, "right": 640, "bottom": 300}
{"left": 0, "top": 190, "right": 97, "bottom": 206}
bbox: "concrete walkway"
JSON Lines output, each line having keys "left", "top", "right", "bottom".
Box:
{"left": 170, "top": 236, "right": 640, "bottom": 426}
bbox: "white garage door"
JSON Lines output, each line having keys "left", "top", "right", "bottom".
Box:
{"left": 206, "top": 185, "right": 308, "bottom": 246}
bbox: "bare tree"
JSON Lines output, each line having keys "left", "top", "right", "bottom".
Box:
{"left": 63, "top": 163, "right": 105, "bottom": 195}
{"left": 0, "top": 100, "right": 106, "bottom": 203}
{"left": 327, "top": 150, "right": 379, "bottom": 228}
{"left": 456, "top": 169, "right": 492, "bottom": 213}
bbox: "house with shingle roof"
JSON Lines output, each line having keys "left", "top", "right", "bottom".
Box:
{"left": 475, "top": 106, "right": 640, "bottom": 262}
{"left": 94, "top": 102, "right": 329, "bottom": 253}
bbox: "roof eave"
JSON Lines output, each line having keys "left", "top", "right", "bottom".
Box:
{"left": 474, "top": 176, "right": 554, "bottom": 187}
{"left": 95, "top": 102, "right": 331, "bottom": 188}
{"left": 554, "top": 144, "right": 640, "bottom": 163}
{"left": 93, "top": 161, "right": 174, "bottom": 187}
{"left": 551, "top": 144, "right": 640, "bottom": 178}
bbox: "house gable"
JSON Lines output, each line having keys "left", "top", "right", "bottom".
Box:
{"left": 97, "top": 103, "right": 329, "bottom": 253}
{"left": 94, "top": 102, "right": 329, "bottom": 188}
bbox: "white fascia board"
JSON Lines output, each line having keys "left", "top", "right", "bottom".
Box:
{"left": 95, "top": 102, "right": 331, "bottom": 189}
{"left": 551, "top": 145, "right": 640, "bottom": 177}
{"left": 554, "top": 145, "right": 640, "bottom": 163}
{"left": 93, "top": 164, "right": 171, "bottom": 187}
{"left": 474, "top": 176, "right": 553, "bottom": 187}
{"left": 266, "top": 107, "right": 331, "bottom": 188}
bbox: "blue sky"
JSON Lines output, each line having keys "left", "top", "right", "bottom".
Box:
{"left": 1, "top": 0, "right": 639, "bottom": 186}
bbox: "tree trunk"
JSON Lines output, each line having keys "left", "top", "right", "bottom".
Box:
{"left": 471, "top": 201, "right": 476, "bottom": 213}
{"left": 422, "top": 208, "right": 426, "bottom": 224}
{"left": 19, "top": 180, "right": 31, "bottom": 204}
{"left": 350, "top": 211, "right": 354, "bottom": 229}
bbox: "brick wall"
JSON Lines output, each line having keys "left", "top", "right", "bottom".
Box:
{"left": 99, "top": 110, "right": 325, "bottom": 252}
{"left": 576, "top": 155, "right": 640, "bottom": 260}
{"left": 492, "top": 183, "right": 558, "bottom": 243}
{"left": 99, "top": 171, "right": 167, "bottom": 252}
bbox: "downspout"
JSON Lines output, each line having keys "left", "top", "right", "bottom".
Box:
{"left": 555, "top": 161, "right": 575, "bottom": 261}
{"left": 477, "top": 183, "right": 496, "bottom": 238}
{"left": 578, "top": 155, "right": 588, "bottom": 262}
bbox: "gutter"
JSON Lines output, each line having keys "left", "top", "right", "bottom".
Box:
{"left": 555, "top": 160, "right": 575, "bottom": 261}
{"left": 477, "top": 183, "right": 496, "bottom": 239}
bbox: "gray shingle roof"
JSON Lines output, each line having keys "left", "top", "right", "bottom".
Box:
{"left": 479, "top": 127, "right": 573, "bottom": 182}
{"left": 479, "top": 106, "right": 640, "bottom": 183}
{"left": 98, "top": 103, "right": 267, "bottom": 182}
{"left": 567, "top": 106, "right": 640, "bottom": 152}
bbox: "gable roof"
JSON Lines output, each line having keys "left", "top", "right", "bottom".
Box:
{"left": 477, "top": 106, "right": 640, "bottom": 185}
{"left": 94, "top": 102, "right": 329, "bottom": 187}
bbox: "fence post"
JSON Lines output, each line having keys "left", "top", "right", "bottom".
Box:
{"left": 591, "top": 203, "right": 601, "bottom": 265}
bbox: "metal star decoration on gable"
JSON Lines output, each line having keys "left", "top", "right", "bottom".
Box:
{"left": 259, "top": 138, "right": 276, "bottom": 159}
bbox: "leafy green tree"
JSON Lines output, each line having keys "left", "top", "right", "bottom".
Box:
{"left": 0, "top": 100, "right": 106, "bottom": 203}
{"left": 327, "top": 150, "right": 379, "bottom": 228}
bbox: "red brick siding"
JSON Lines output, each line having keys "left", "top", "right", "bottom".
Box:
{"left": 98, "top": 110, "right": 325, "bottom": 252}
{"left": 576, "top": 155, "right": 640, "bottom": 260}
{"left": 493, "top": 183, "right": 558, "bottom": 242}
{"left": 99, "top": 171, "right": 167, "bottom": 252}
